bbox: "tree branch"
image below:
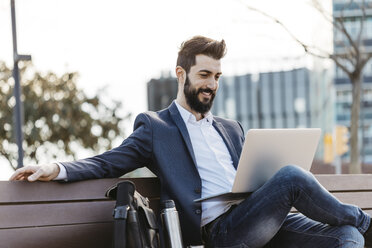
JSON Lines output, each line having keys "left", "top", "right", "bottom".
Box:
{"left": 309, "top": 0, "right": 334, "bottom": 25}
{"left": 302, "top": 46, "right": 330, "bottom": 59}
{"left": 0, "top": 150, "right": 16, "bottom": 171}
{"left": 359, "top": 52, "right": 372, "bottom": 69}
{"left": 330, "top": 55, "right": 353, "bottom": 77}
{"left": 335, "top": 45, "right": 360, "bottom": 67}
{"left": 335, "top": 16, "right": 359, "bottom": 58}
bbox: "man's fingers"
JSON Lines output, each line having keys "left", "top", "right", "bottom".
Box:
{"left": 9, "top": 168, "right": 26, "bottom": 181}
{"left": 9, "top": 166, "right": 39, "bottom": 181}
{"left": 13, "top": 173, "right": 30, "bottom": 181}
{"left": 10, "top": 164, "right": 59, "bottom": 182}
{"left": 28, "top": 169, "right": 44, "bottom": 182}
{"left": 9, "top": 172, "right": 19, "bottom": 181}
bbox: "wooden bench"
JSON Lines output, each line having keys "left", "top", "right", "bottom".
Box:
{"left": 0, "top": 175, "right": 371, "bottom": 247}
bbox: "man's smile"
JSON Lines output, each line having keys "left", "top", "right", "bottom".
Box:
{"left": 199, "top": 88, "right": 214, "bottom": 98}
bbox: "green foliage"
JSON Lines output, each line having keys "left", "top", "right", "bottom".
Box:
{"left": 0, "top": 61, "right": 130, "bottom": 169}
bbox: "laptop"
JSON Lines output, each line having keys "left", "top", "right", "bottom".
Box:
{"left": 194, "top": 128, "right": 321, "bottom": 203}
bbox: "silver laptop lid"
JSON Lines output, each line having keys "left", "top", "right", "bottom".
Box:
{"left": 232, "top": 128, "right": 321, "bottom": 193}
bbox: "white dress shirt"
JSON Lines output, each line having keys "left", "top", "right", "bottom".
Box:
{"left": 174, "top": 102, "right": 237, "bottom": 226}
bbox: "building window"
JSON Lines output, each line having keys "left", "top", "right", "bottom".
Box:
{"left": 365, "top": 17, "right": 372, "bottom": 39}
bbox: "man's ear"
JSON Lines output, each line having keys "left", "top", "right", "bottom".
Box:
{"left": 176, "top": 66, "right": 186, "bottom": 84}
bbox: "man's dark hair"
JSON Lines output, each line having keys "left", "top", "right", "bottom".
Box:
{"left": 177, "top": 36, "right": 227, "bottom": 74}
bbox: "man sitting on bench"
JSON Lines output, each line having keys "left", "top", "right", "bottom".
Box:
{"left": 10, "top": 36, "right": 372, "bottom": 248}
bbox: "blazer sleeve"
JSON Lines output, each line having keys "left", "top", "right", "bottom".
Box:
{"left": 60, "top": 113, "right": 153, "bottom": 181}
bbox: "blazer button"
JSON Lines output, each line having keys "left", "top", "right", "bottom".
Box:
{"left": 194, "top": 188, "right": 201, "bottom": 194}
{"left": 195, "top": 209, "right": 201, "bottom": 215}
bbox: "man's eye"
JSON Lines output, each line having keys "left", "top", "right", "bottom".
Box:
{"left": 200, "top": 74, "right": 208, "bottom": 78}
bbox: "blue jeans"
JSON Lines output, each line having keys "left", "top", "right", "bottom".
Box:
{"left": 203, "top": 165, "right": 371, "bottom": 248}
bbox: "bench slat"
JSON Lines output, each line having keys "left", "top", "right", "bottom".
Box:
{"left": 315, "top": 174, "right": 372, "bottom": 191}
{"left": 332, "top": 192, "right": 372, "bottom": 209}
{"left": 0, "top": 223, "right": 113, "bottom": 248}
{"left": 0, "top": 201, "right": 115, "bottom": 229}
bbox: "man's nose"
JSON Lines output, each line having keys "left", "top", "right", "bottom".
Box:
{"left": 207, "top": 78, "right": 218, "bottom": 90}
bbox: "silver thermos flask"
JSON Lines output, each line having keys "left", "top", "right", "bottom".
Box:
{"left": 161, "top": 200, "right": 184, "bottom": 248}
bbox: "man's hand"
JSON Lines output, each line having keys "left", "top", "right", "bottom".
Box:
{"left": 9, "top": 163, "right": 60, "bottom": 182}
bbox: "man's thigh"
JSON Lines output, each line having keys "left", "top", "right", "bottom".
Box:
{"left": 264, "top": 213, "right": 365, "bottom": 248}
{"left": 206, "top": 181, "right": 294, "bottom": 247}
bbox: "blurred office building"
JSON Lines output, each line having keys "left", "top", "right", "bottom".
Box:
{"left": 147, "top": 75, "right": 177, "bottom": 111}
{"left": 333, "top": 0, "right": 372, "bottom": 161}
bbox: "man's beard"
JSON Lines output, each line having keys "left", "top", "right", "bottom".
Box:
{"left": 183, "top": 76, "right": 216, "bottom": 115}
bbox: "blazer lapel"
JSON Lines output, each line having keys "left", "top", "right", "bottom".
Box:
{"left": 213, "top": 120, "right": 240, "bottom": 169}
{"left": 168, "top": 102, "right": 198, "bottom": 168}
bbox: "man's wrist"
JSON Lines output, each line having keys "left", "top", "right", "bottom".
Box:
{"left": 53, "top": 163, "right": 68, "bottom": 181}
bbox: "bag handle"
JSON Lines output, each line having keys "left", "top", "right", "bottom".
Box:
{"left": 107, "top": 181, "right": 136, "bottom": 248}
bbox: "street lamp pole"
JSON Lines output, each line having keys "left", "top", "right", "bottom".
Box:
{"left": 10, "top": 0, "right": 31, "bottom": 169}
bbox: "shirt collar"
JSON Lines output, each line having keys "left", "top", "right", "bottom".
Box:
{"left": 174, "top": 101, "right": 213, "bottom": 126}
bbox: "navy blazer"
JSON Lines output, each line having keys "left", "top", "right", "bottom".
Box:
{"left": 61, "top": 101, "right": 245, "bottom": 245}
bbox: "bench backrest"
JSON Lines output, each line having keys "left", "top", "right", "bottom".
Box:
{"left": 0, "top": 175, "right": 371, "bottom": 247}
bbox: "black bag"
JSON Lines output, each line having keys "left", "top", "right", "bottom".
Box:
{"left": 106, "top": 180, "right": 160, "bottom": 248}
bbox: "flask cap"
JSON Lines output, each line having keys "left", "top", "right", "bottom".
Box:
{"left": 162, "top": 199, "right": 175, "bottom": 209}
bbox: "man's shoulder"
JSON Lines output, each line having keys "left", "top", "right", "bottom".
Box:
{"left": 141, "top": 107, "right": 170, "bottom": 119}
{"left": 213, "top": 115, "right": 239, "bottom": 126}
{"left": 134, "top": 107, "right": 172, "bottom": 125}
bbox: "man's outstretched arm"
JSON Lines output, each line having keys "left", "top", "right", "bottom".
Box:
{"left": 9, "top": 112, "right": 154, "bottom": 182}
{"left": 9, "top": 163, "right": 61, "bottom": 182}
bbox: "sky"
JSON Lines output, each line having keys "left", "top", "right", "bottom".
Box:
{"left": 0, "top": 0, "right": 332, "bottom": 179}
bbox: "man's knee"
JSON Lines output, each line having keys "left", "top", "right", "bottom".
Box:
{"left": 275, "top": 165, "right": 312, "bottom": 184}
{"left": 337, "top": 225, "right": 364, "bottom": 248}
